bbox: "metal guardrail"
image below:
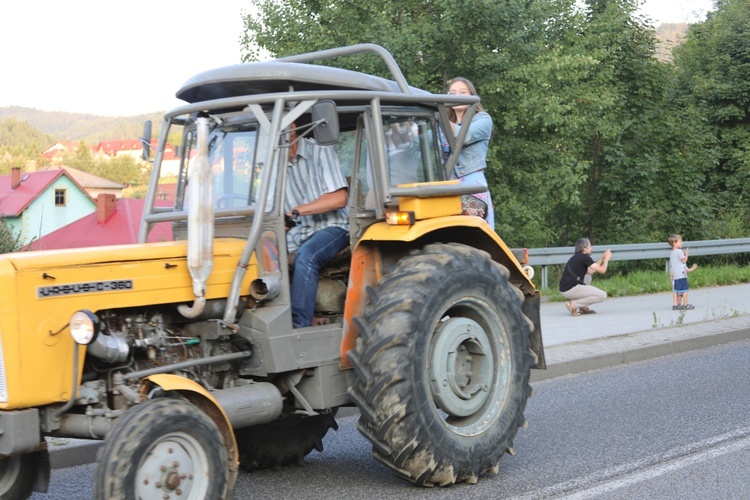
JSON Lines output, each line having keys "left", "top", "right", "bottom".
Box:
{"left": 527, "top": 238, "right": 750, "bottom": 289}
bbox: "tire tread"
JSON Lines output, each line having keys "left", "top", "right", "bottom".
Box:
{"left": 348, "top": 243, "right": 533, "bottom": 486}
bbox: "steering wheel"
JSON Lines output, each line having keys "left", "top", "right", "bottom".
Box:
{"left": 215, "top": 194, "right": 248, "bottom": 209}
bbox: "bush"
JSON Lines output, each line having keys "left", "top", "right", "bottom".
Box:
{"left": 0, "top": 216, "right": 23, "bottom": 254}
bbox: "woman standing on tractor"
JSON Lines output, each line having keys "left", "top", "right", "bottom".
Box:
{"left": 446, "top": 77, "right": 494, "bottom": 228}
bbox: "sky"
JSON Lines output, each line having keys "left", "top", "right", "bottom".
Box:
{"left": 0, "top": 0, "right": 249, "bottom": 117}
{"left": 0, "top": 0, "right": 715, "bottom": 118}
{"left": 637, "top": 0, "right": 714, "bottom": 26}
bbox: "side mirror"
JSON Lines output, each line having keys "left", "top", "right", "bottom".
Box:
{"left": 141, "top": 121, "right": 152, "bottom": 161}
{"left": 311, "top": 100, "right": 340, "bottom": 145}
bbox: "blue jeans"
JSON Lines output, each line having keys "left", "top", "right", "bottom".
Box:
{"left": 291, "top": 226, "right": 349, "bottom": 328}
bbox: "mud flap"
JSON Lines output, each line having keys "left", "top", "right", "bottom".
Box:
{"left": 523, "top": 291, "right": 547, "bottom": 369}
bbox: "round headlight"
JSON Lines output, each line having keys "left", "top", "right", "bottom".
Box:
{"left": 70, "top": 310, "right": 100, "bottom": 345}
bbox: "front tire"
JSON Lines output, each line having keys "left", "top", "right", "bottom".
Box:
{"left": 93, "top": 398, "right": 229, "bottom": 500}
{"left": 347, "top": 243, "right": 533, "bottom": 486}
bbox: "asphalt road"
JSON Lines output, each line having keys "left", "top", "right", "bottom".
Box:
{"left": 34, "top": 283, "right": 750, "bottom": 497}
{"left": 34, "top": 339, "right": 750, "bottom": 499}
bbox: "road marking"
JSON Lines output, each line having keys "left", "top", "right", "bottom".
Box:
{"left": 514, "top": 426, "right": 750, "bottom": 499}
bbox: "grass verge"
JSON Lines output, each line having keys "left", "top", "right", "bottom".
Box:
{"left": 541, "top": 264, "right": 750, "bottom": 302}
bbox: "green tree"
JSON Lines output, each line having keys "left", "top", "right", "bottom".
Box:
{"left": 240, "top": 0, "right": 727, "bottom": 247}
{"left": 0, "top": 118, "right": 54, "bottom": 174}
{"left": 241, "top": 0, "right": 563, "bottom": 247}
{"left": 673, "top": 0, "right": 750, "bottom": 238}
{"left": 579, "top": 0, "right": 715, "bottom": 244}
{"left": 491, "top": 0, "right": 717, "bottom": 246}
{"left": 66, "top": 140, "right": 96, "bottom": 173}
{"left": 93, "top": 154, "right": 141, "bottom": 186}
{"left": 241, "top": 0, "right": 552, "bottom": 91}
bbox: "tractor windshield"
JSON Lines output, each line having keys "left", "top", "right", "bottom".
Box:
{"left": 177, "top": 124, "right": 261, "bottom": 211}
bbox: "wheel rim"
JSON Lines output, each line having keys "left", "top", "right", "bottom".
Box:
{"left": 430, "top": 317, "right": 492, "bottom": 416}
{"left": 135, "top": 432, "right": 211, "bottom": 500}
{"left": 428, "top": 297, "right": 512, "bottom": 436}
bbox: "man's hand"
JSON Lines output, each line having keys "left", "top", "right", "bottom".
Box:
{"left": 591, "top": 249, "right": 612, "bottom": 275}
{"left": 285, "top": 209, "right": 300, "bottom": 229}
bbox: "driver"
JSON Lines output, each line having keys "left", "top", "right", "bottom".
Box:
{"left": 285, "top": 124, "right": 350, "bottom": 328}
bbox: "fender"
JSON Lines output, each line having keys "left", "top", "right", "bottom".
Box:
{"left": 341, "top": 217, "right": 544, "bottom": 369}
{"left": 142, "top": 374, "right": 239, "bottom": 489}
{"left": 359, "top": 216, "right": 531, "bottom": 279}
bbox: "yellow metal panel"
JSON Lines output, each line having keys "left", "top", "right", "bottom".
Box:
{"left": 0, "top": 238, "right": 257, "bottom": 409}
{"left": 357, "top": 215, "right": 489, "bottom": 243}
{"left": 398, "top": 195, "right": 462, "bottom": 219}
{"left": 396, "top": 180, "right": 462, "bottom": 219}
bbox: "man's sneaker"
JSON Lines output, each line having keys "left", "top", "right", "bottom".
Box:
{"left": 684, "top": 304, "right": 695, "bottom": 310}
{"left": 580, "top": 306, "right": 597, "bottom": 314}
{"left": 672, "top": 305, "right": 682, "bottom": 310}
{"left": 566, "top": 302, "right": 581, "bottom": 316}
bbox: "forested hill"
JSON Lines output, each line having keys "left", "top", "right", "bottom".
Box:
{"left": 0, "top": 106, "right": 163, "bottom": 143}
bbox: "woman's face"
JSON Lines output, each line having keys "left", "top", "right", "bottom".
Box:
{"left": 448, "top": 81, "right": 472, "bottom": 112}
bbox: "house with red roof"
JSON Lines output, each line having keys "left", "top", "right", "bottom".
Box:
{"left": 37, "top": 164, "right": 125, "bottom": 199}
{"left": 41, "top": 138, "right": 181, "bottom": 179}
{"left": 92, "top": 139, "right": 148, "bottom": 166}
{"left": 27, "top": 194, "right": 173, "bottom": 251}
{"left": 0, "top": 167, "right": 96, "bottom": 245}
{"left": 41, "top": 141, "right": 82, "bottom": 161}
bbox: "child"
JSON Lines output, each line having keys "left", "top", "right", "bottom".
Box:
{"left": 668, "top": 234, "right": 698, "bottom": 310}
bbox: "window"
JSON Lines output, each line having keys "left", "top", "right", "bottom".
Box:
{"left": 180, "top": 126, "right": 260, "bottom": 211}
{"left": 54, "top": 189, "right": 66, "bottom": 206}
{"left": 357, "top": 113, "right": 444, "bottom": 210}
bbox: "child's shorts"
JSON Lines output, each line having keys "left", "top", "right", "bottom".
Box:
{"left": 673, "top": 277, "right": 689, "bottom": 294}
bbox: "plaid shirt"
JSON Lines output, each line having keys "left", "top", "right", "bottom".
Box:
{"left": 285, "top": 137, "right": 349, "bottom": 252}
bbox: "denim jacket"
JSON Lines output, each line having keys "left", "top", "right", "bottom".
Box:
{"left": 453, "top": 111, "right": 493, "bottom": 178}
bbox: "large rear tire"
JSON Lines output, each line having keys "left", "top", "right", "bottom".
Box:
{"left": 93, "top": 398, "right": 229, "bottom": 500}
{"left": 347, "top": 243, "right": 533, "bottom": 486}
{"left": 0, "top": 453, "right": 40, "bottom": 500}
{"left": 235, "top": 412, "right": 338, "bottom": 471}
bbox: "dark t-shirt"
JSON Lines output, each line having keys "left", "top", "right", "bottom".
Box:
{"left": 559, "top": 252, "right": 595, "bottom": 292}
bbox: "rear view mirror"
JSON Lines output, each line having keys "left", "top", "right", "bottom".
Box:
{"left": 311, "top": 100, "right": 340, "bottom": 145}
{"left": 141, "top": 121, "right": 152, "bottom": 161}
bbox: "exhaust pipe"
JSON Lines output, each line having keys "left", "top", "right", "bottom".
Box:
{"left": 58, "top": 382, "right": 284, "bottom": 438}
{"left": 179, "top": 116, "right": 214, "bottom": 319}
{"left": 211, "top": 382, "right": 283, "bottom": 429}
{"left": 250, "top": 274, "right": 281, "bottom": 302}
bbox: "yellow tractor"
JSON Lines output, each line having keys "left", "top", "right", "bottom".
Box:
{"left": 0, "top": 44, "right": 544, "bottom": 498}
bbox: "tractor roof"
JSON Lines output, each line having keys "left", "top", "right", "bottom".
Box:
{"left": 170, "top": 45, "right": 476, "bottom": 121}
{"left": 176, "top": 61, "right": 424, "bottom": 104}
